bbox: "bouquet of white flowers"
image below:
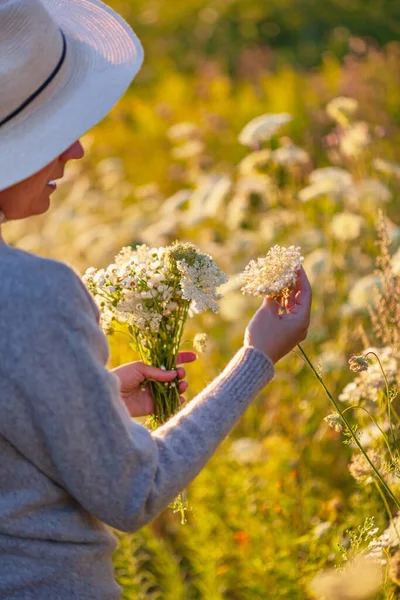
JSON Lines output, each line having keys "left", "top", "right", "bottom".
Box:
{"left": 83, "top": 241, "right": 228, "bottom": 427}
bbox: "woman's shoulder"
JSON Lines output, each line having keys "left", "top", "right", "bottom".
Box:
{"left": 0, "top": 246, "right": 99, "bottom": 321}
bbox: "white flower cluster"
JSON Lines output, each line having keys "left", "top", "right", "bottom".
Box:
{"left": 176, "top": 253, "right": 228, "bottom": 315}
{"left": 82, "top": 242, "right": 228, "bottom": 336}
{"left": 240, "top": 245, "right": 304, "bottom": 298}
{"left": 83, "top": 245, "right": 174, "bottom": 335}
{"left": 324, "top": 412, "right": 343, "bottom": 433}
{"left": 339, "top": 346, "right": 398, "bottom": 404}
{"left": 366, "top": 512, "right": 400, "bottom": 566}
{"left": 193, "top": 333, "right": 208, "bottom": 353}
{"left": 348, "top": 450, "right": 386, "bottom": 484}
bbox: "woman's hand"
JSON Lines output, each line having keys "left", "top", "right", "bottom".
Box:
{"left": 244, "top": 267, "right": 312, "bottom": 364}
{"left": 111, "top": 351, "right": 197, "bottom": 418}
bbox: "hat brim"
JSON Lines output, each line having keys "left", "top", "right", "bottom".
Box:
{"left": 0, "top": 0, "right": 144, "bottom": 191}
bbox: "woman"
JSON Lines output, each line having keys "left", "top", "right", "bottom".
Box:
{"left": 0, "top": 1, "right": 312, "bottom": 598}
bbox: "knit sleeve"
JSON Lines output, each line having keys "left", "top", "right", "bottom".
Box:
{"left": 0, "top": 262, "right": 274, "bottom": 532}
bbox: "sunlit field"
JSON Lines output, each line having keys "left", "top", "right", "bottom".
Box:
{"left": 5, "top": 1, "right": 400, "bottom": 598}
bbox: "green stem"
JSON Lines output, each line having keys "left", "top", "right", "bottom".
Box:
{"left": 365, "top": 352, "right": 399, "bottom": 438}
{"left": 373, "top": 480, "right": 400, "bottom": 547}
{"left": 297, "top": 343, "right": 400, "bottom": 509}
{"left": 341, "top": 406, "right": 394, "bottom": 460}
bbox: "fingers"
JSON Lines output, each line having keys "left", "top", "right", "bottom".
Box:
{"left": 261, "top": 296, "right": 281, "bottom": 314}
{"left": 176, "top": 351, "right": 197, "bottom": 365}
{"left": 294, "top": 267, "right": 312, "bottom": 308}
{"left": 139, "top": 363, "right": 177, "bottom": 382}
{"left": 177, "top": 367, "right": 186, "bottom": 380}
{"left": 178, "top": 380, "right": 188, "bottom": 394}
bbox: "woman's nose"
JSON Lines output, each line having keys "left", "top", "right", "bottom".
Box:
{"left": 59, "top": 140, "right": 85, "bottom": 163}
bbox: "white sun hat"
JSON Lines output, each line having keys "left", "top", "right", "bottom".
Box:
{"left": 0, "top": 0, "right": 144, "bottom": 191}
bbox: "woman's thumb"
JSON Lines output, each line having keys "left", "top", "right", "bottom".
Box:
{"left": 139, "top": 363, "right": 177, "bottom": 382}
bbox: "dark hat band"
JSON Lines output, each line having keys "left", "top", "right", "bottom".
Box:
{"left": 0, "top": 30, "right": 67, "bottom": 129}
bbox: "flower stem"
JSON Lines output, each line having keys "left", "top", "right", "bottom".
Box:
{"left": 341, "top": 406, "right": 394, "bottom": 460}
{"left": 297, "top": 343, "right": 400, "bottom": 509}
{"left": 365, "top": 351, "right": 399, "bottom": 438}
{"left": 373, "top": 480, "right": 400, "bottom": 547}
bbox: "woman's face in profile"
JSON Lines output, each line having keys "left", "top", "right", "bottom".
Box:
{"left": 0, "top": 140, "right": 84, "bottom": 220}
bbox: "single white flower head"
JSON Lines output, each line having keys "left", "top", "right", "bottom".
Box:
{"left": 272, "top": 144, "right": 309, "bottom": 167}
{"left": 324, "top": 412, "right": 344, "bottom": 433}
{"left": 193, "top": 333, "right": 208, "bottom": 353}
{"left": 373, "top": 158, "right": 400, "bottom": 179}
{"left": 331, "top": 212, "right": 365, "bottom": 241}
{"left": 240, "top": 245, "right": 304, "bottom": 299}
{"left": 167, "top": 122, "right": 202, "bottom": 142}
{"left": 340, "top": 121, "right": 371, "bottom": 157}
{"left": 238, "top": 113, "right": 292, "bottom": 147}
{"left": 326, "top": 96, "right": 359, "bottom": 125}
{"left": 348, "top": 450, "right": 387, "bottom": 484}
{"left": 309, "top": 167, "right": 354, "bottom": 187}
{"left": 348, "top": 355, "right": 370, "bottom": 373}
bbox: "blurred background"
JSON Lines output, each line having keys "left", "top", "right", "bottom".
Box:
{"left": 5, "top": 1, "right": 400, "bottom": 598}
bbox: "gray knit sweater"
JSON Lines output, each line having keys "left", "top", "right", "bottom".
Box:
{"left": 0, "top": 235, "right": 274, "bottom": 599}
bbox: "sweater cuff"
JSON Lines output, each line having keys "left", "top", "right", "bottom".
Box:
{"left": 221, "top": 345, "right": 275, "bottom": 397}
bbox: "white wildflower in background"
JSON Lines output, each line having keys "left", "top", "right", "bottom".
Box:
{"left": 185, "top": 174, "right": 232, "bottom": 225}
{"left": 303, "top": 249, "right": 331, "bottom": 285}
{"left": 326, "top": 96, "right": 359, "bottom": 125}
{"left": 310, "top": 167, "right": 354, "bottom": 187}
{"left": 340, "top": 122, "right": 371, "bottom": 157}
{"left": 349, "top": 179, "right": 392, "bottom": 207}
{"left": 240, "top": 245, "right": 304, "bottom": 299}
{"left": 359, "top": 421, "right": 390, "bottom": 449}
{"left": 348, "top": 450, "right": 387, "bottom": 484}
{"left": 193, "top": 333, "right": 208, "bottom": 353}
{"left": 380, "top": 513, "right": 400, "bottom": 548}
{"left": 365, "top": 515, "right": 400, "bottom": 566}
{"left": 172, "top": 140, "right": 205, "bottom": 160}
{"left": 346, "top": 275, "right": 382, "bottom": 313}
{"left": 348, "top": 355, "right": 369, "bottom": 373}
{"left": 272, "top": 143, "right": 310, "bottom": 167}
{"left": 310, "top": 555, "right": 383, "bottom": 600}
{"left": 160, "top": 190, "right": 191, "bottom": 216}
{"left": 373, "top": 158, "right": 400, "bottom": 179}
{"left": 365, "top": 535, "right": 389, "bottom": 566}
{"left": 238, "top": 149, "right": 271, "bottom": 175}
{"left": 235, "top": 174, "right": 272, "bottom": 204}
{"left": 331, "top": 213, "right": 365, "bottom": 242}
{"left": 324, "top": 412, "right": 344, "bottom": 433}
{"left": 299, "top": 167, "right": 354, "bottom": 203}
{"left": 312, "top": 521, "right": 332, "bottom": 539}
{"left": 238, "top": 113, "right": 292, "bottom": 147}
{"left": 229, "top": 437, "right": 264, "bottom": 465}
{"left": 319, "top": 349, "right": 347, "bottom": 373}
{"left": 167, "top": 121, "right": 202, "bottom": 142}
{"left": 391, "top": 247, "right": 400, "bottom": 276}
{"left": 339, "top": 347, "right": 397, "bottom": 404}
{"left": 134, "top": 182, "right": 162, "bottom": 202}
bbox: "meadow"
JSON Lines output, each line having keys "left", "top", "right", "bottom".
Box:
{"left": 5, "top": 1, "right": 400, "bottom": 598}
